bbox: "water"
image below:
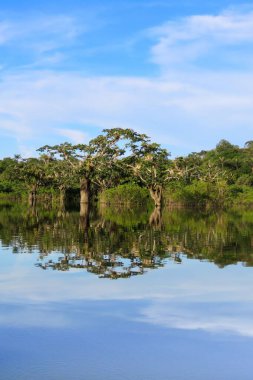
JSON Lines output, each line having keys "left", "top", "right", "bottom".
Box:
{"left": 1, "top": 202, "right": 253, "bottom": 379}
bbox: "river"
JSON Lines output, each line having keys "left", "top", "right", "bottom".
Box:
{"left": 0, "top": 202, "right": 253, "bottom": 379}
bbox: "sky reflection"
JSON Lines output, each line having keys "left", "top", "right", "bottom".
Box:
{"left": 1, "top": 247, "right": 253, "bottom": 338}
{"left": 1, "top": 207, "right": 253, "bottom": 379}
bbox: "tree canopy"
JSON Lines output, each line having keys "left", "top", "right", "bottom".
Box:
{"left": 0, "top": 130, "right": 252, "bottom": 209}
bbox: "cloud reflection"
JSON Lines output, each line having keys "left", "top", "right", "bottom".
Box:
{"left": 1, "top": 254, "right": 253, "bottom": 336}
{"left": 139, "top": 301, "right": 253, "bottom": 337}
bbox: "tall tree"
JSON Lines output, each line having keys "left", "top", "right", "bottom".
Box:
{"left": 38, "top": 128, "right": 148, "bottom": 208}
{"left": 125, "top": 141, "right": 170, "bottom": 207}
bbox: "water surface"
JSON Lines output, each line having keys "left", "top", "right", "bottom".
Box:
{"left": 0, "top": 203, "right": 253, "bottom": 379}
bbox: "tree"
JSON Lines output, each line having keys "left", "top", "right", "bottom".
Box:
{"left": 10, "top": 156, "right": 50, "bottom": 205}
{"left": 38, "top": 128, "right": 150, "bottom": 208}
{"left": 0, "top": 157, "right": 22, "bottom": 193}
{"left": 166, "top": 153, "right": 203, "bottom": 185}
{"left": 38, "top": 152, "right": 79, "bottom": 207}
{"left": 124, "top": 141, "right": 170, "bottom": 207}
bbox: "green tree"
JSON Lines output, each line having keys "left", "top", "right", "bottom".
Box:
{"left": 38, "top": 128, "right": 148, "bottom": 208}
{"left": 8, "top": 156, "right": 50, "bottom": 205}
{"left": 124, "top": 141, "right": 170, "bottom": 207}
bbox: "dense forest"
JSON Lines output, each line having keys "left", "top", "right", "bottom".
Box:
{"left": 0, "top": 128, "right": 252, "bottom": 210}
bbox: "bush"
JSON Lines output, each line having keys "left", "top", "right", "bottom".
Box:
{"left": 0, "top": 180, "right": 14, "bottom": 193}
{"left": 228, "top": 185, "right": 244, "bottom": 198}
{"left": 164, "top": 180, "right": 230, "bottom": 208}
{"left": 233, "top": 186, "right": 253, "bottom": 208}
{"left": 180, "top": 181, "right": 210, "bottom": 205}
{"left": 236, "top": 174, "right": 253, "bottom": 186}
{"left": 99, "top": 183, "right": 150, "bottom": 205}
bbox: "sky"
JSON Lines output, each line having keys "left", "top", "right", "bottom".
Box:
{"left": 0, "top": 0, "right": 252, "bottom": 158}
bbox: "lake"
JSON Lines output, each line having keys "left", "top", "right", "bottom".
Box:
{"left": 0, "top": 202, "right": 253, "bottom": 379}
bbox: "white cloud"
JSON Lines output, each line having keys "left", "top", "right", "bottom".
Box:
{"left": 149, "top": 9, "right": 253, "bottom": 67}
{"left": 56, "top": 128, "right": 88, "bottom": 144}
{"left": 1, "top": 7, "right": 253, "bottom": 156}
{"left": 0, "top": 12, "right": 94, "bottom": 70}
{"left": 0, "top": 14, "right": 84, "bottom": 48}
{"left": 0, "top": 21, "right": 12, "bottom": 44}
{"left": 0, "top": 69, "right": 253, "bottom": 157}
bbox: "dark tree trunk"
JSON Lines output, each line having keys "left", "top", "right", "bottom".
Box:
{"left": 28, "top": 185, "right": 37, "bottom": 207}
{"left": 80, "top": 178, "right": 90, "bottom": 204}
{"left": 149, "top": 185, "right": 162, "bottom": 208}
{"left": 80, "top": 178, "right": 91, "bottom": 229}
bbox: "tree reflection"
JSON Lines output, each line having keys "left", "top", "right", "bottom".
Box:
{"left": 149, "top": 206, "right": 162, "bottom": 229}
{"left": 1, "top": 202, "right": 253, "bottom": 279}
{"left": 79, "top": 202, "right": 90, "bottom": 231}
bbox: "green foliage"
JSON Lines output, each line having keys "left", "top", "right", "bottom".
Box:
{"left": 8, "top": 157, "right": 50, "bottom": 191}
{"left": 99, "top": 184, "right": 151, "bottom": 206}
{"left": 0, "top": 132, "right": 253, "bottom": 209}
{"left": 0, "top": 179, "right": 15, "bottom": 193}
{"left": 236, "top": 174, "right": 253, "bottom": 186}
{"left": 165, "top": 180, "right": 231, "bottom": 208}
{"left": 177, "top": 181, "right": 211, "bottom": 205}
{"left": 233, "top": 186, "right": 253, "bottom": 208}
{"left": 38, "top": 128, "right": 152, "bottom": 196}
{"left": 163, "top": 137, "right": 253, "bottom": 208}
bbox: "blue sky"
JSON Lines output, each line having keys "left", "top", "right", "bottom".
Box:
{"left": 0, "top": 0, "right": 252, "bottom": 157}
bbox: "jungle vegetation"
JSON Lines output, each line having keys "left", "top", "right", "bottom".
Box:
{"left": 0, "top": 128, "right": 252, "bottom": 210}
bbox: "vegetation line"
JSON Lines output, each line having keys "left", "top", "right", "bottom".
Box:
{"left": 0, "top": 128, "right": 252, "bottom": 210}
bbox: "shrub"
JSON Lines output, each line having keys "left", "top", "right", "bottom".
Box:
{"left": 233, "top": 186, "right": 253, "bottom": 208}
{"left": 99, "top": 183, "right": 150, "bottom": 205}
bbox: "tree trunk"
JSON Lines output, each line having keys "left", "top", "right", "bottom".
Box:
{"left": 149, "top": 185, "right": 162, "bottom": 208}
{"left": 80, "top": 178, "right": 90, "bottom": 204}
{"left": 59, "top": 187, "right": 66, "bottom": 209}
{"left": 80, "top": 178, "right": 90, "bottom": 229}
{"left": 28, "top": 185, "right": 37, "bottom": 207}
